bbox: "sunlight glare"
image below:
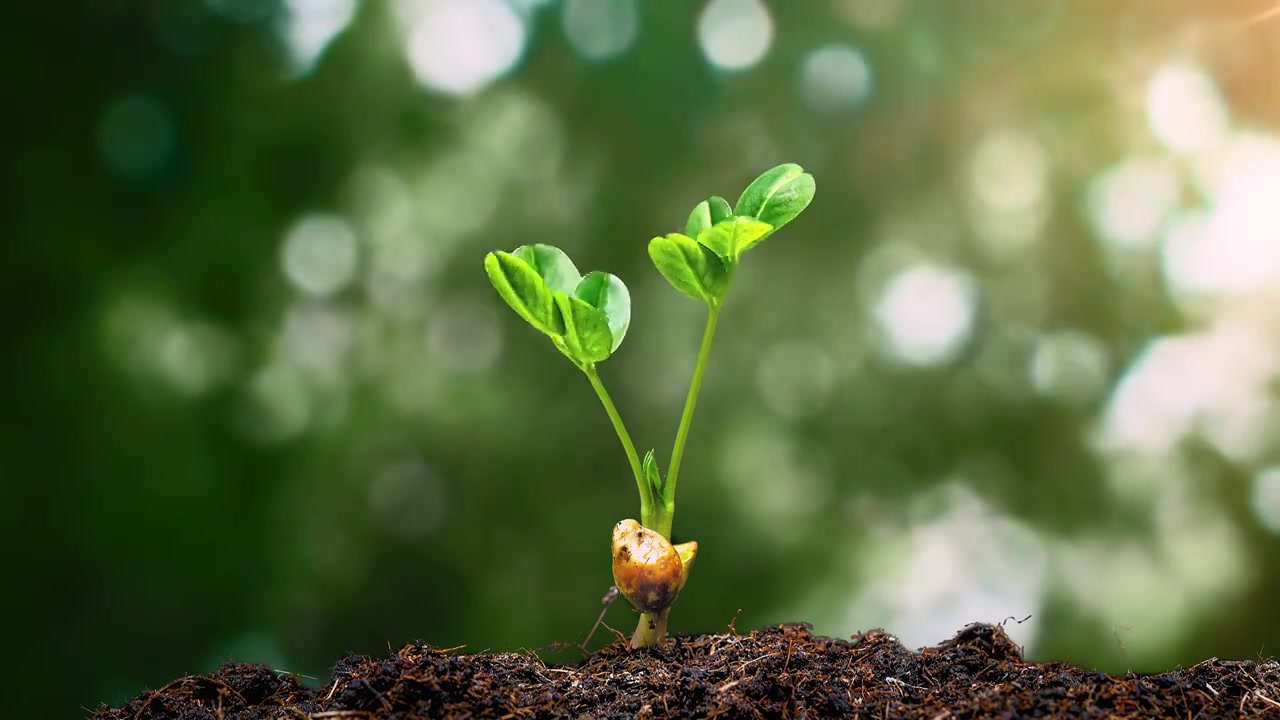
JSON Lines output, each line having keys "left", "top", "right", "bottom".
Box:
{"left": 1085, "top": 158, "right": 1180, "bottom": 251}
{"left": 283, "top": 303, "right": 354, "bottom": 384}
{"left": 871, "top": 264, "right": 978, "bottom": 367}
{"left": 401, "top": 0, "right": 526, "bottom": 95}
{"left": 562, "top": 0, "right": 639, "bottom": 61}
{"left": 242, "top": 362, "right": 312, "bottom": 443}
{"left": 800, "top": 44, "right": 873, "bottom": 113}
{"left": 100, "top": 292, "right": 236, "bottom": 398}
{"left": 1099, "top": 326, "right": 1274, "bottom": 462}
{"left": 1030, "top": 329, "right": 1109, "bottom": 406}
{"left": 279, "top": 0, "right": 356, "bottom": 75}
{"left": 1145, "top": 60, "right": 1229, "bottom": 155}
{"left": 281, "top": 214, "right": 360, "bottom": 298}
{"left": 698, "top": 0, "right": 774, "bottom": 72}
{"left": 843, "top": 484, "right": 1045, "bottom": 651}
{"left": 156, "top": 321, "right": 236, "bottom": 398}
{"left": 1165, "top": 136, "right": 1280, "bottom": 297}
{"left": 967, "top": 128, "right": 1051, "bottom": 258}
{"left": 1251, "top": 467, "right": 1280, "bottom": 534}
{"left": 1100, "top": 335, "right": 1217, "bottom": 452}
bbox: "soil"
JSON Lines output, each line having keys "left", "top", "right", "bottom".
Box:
{"left": 90, "top": 622, "right": 1280, "bottom": 719}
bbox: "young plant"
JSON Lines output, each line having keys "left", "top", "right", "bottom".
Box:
{"left": 484, "top": 164, "right": 816, "bottom": 648}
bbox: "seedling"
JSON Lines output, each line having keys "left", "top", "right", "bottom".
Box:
{"left": 484, "top": 164, "right": 816, "bottom": 647}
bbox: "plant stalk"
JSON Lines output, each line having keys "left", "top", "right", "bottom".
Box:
{"left": 653, "top": 304, "right": 723, "bottom": 538}
{"left": 631, "top": 608, "right": 670, "bottom": 649}
{"left": 584, "top": 365, "right": 653, "bottom": 526}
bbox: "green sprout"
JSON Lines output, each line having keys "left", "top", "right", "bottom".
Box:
{"left": 484, "top": 163, "right": 816, "bottom": 647}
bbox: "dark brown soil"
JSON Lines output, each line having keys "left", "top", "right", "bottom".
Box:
{"left": 91, "top": 623, "right": 1280, "bottom": 719}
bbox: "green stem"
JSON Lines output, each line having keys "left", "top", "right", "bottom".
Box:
{"left": 584, "top": 364, "right": 652, "bottom": 525}
{"left": 631, "top": 608, "right": 669, "bottom": 649}
{"left": 654, "top": 304, "right": 723, "bottom": 538}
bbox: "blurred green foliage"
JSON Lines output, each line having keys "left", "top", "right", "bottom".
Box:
{"left": 8, "top": 2, "right": 1280, "bottom": 719}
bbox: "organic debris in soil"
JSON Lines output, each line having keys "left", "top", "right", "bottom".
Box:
{"left": 91, "top": 622, "right": 1280, "bottom": 719}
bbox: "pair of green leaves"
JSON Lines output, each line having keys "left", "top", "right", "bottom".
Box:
{"left": 484, "top": 244, "right": 630, "bottom": 367}
{"left": 648, "top": 163, "right": 816, "bottom": 307}
{"left": 485, "top": 164, "right": 815, "bottom": 362}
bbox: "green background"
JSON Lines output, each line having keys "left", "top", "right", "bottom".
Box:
{"left": 9, "top": 1, "right": 1280, "bottom": 717}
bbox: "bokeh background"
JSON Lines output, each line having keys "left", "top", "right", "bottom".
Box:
{"left": 11, "top": 0, "right": 1280, "bottom": 716}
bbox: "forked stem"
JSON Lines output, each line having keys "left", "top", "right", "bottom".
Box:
{"left": 599, "top": 288, "right": 732, "bottom": 648}
{"left": 624, "top": 303, "right": 725, "bottom": 647}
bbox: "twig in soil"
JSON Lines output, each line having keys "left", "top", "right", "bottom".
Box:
{"left": 919, "top": 660, "right": 938, "bottom": 688}
{"left": 1205, "top": 683, "right": 1219, "bottom": 696}
{"left": 737, "top": 652, "right": 776, "bottom": 671}
{"left": 885, "top": 676, "right": 928, "bottom": 693}
{"left": 728, "top": 608, "right": 742, "bottom": 635}
{"left": 1249, "top": 690, "right": 1280, "bottom": 710}
{"left": 581, "top": 585, "right": 621, "bottom": 651}
{"left": 601, "top": 620, "right": 628, "bottom": 645}
{"left": 366, "top": 683, "right": 393, "bottom": 713}
{"left": 715, "top": 678, "right": 742, "bottom": 694}
{"left": 132, "top": 679, "right": 183, "bottom": 720}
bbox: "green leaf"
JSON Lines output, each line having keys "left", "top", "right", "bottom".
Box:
{"left": 734, "top": 163, "right": 816, "bottom": 233}
{"left": 686, "top": 201, "right": 712, "bottom": 239}
{"left": 695, "top": 216, "right": 773, "bottom": 262}
{"left": 707, "top": 195, "right": 733, "bottom": 225}
{"left": 513, "top": 244, "right": 582, "bottom": 295}
{"left": 648, "top": 232, "right": 730, "bottom": 305}
{"left": 642, "top": 449, "right": 663, "bottom": 498}
{"left": 574, "top": 271, "right": 631, "bottom": 353}
{"left": 484, "top": 251, "right": 564, "bottom": 336}
{"left": 685, "top": 196, "right": 734, "bottom": 239}
{"left": 553, "top": 291, "right": 613, "bottom": 364}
